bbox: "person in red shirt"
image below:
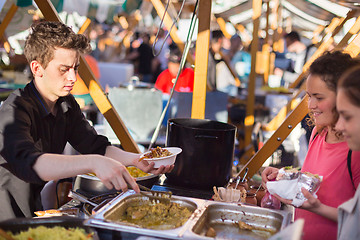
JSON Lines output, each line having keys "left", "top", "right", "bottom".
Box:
{"left": 155, "top": 48, "right": 194, "bottom": 94}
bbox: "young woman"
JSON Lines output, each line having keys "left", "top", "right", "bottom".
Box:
{"left": 335, "top": 66, "right": 360, "bottom": 239}
{"left": 261, "top": 51, "right": 360, "bottom": 240}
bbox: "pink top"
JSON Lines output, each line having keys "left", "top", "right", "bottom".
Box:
{"left": 295, "top": 128, "right": 360, "bottom": 240}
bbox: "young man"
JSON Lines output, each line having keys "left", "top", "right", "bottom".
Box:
{"left": 0, "top": 21, "right": 173, "bottom": 220}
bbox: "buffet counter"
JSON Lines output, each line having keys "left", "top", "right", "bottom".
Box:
{"left": 58, "top": 178, "right": 295, "bottom": 240}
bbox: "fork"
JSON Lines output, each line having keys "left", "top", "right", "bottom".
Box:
{"left": 135, "top": 183, "right": 172, "bottom": 204}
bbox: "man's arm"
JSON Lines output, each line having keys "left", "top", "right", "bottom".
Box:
{"left": 33, "top": 153, "right": 140, "bottom": 192}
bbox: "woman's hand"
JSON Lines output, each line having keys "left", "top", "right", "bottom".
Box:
{"left": 271, "top": 188, "right": 321, "bottom": 210}
{"left": 298, "top": 188, "right": 321, "bottom": 210}
{"left": 261, "top": 167, "right": 279, "bottom": 187}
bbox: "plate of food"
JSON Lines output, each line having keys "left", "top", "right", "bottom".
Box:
{"left": 139, "top": 146, "right": 182, "bottom": 168}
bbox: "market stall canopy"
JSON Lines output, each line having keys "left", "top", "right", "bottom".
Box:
{"left": 2, "top": 0, "right": 360, "bottom": 43}
{"left": 212, "top": 0, "right": 354, "bottom": 35}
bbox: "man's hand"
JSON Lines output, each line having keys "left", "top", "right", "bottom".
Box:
{"left": 133, "top": 157, "right": 174, "bottom": 175}
{"left": 261, "top": 167, "right": 279, "bottom": 187}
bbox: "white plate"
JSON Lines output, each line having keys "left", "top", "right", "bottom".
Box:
{"left": 140, "top": 147, "right": 182, "bottom": 168}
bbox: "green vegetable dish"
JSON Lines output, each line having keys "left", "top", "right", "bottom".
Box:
{"left": 0, "top": 226, "right": 93, "bottom": 240}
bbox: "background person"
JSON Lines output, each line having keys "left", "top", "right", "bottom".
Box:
{"left": 0, "top": 21, "right": 173, "bottom": 221}
{"left": 334, "top": 66, "right": 360, "bottom": 239}
{"left": 261, "top": 51, "right": 360, "bottom": 240}
{"left": 154, "top": 48, "right": 194, "bottom": 94}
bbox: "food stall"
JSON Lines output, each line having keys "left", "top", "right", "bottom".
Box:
{"left": 1, "top": 0, "right": 359, "bottom": 239}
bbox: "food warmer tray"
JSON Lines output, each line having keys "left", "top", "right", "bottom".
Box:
{"left": 85, "top": 190, "right": 292, "bottom": 240}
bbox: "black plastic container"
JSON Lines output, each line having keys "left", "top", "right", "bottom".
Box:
{"left": 165, "top": 118, "right": 236, "bottom": 190}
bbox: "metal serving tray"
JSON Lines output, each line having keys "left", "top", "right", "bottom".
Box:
{"left": 85, "top": 190, "right": 292, "bottom": 239}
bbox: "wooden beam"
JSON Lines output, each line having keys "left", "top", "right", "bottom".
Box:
{"left": 35, "top": 0, "right": 140, "bottom": 153}
{"left": 78, "top": 58, "right": 140, "bottom": 153}
{"left": 191, "top": 0, "right": 211, "bottom": 119}
{"left": 216, "top": 18, "right": 241, "bottom": 87}
{"left": 151, "top": 0, "right": 194, "bottom": 65}
{"left": 263, "top": 83, "right": 306, "bottom": 131}
{"left": 262, "top": 0, "right": 271, "bottom": 85}
{"left": 240, "top": 0, "right": 261, "bottom": 164}
{"left": 219, "top": 51, "right": 241, "bottom": 87}
{"left": 272, "top": 0, "right": 284, "bottom": 53}
{"left": 235, "top": 24, "right": 251, "bottom": 46}
{"left": 312, "top": 25, "right": 325, "bottom": 45}
{"left": 335, "top": 15, "right": 360, "bottom": 50}
{"left": 0, "top": 4, "right": 18, "bottom": 39}
{"left": 344, "top": 31, "right": 360, "bottom": 57}
{"left": 289, "top": 12, "right": 355, "bottom": 89}
{"left": 237, "top": 96, "right": 309, "bottom": 179}
{"left": 237, "top": 21, "right": 360, "bottom": 179}
{"left": 265, "top": 13, "right": 358, "bottom": 133}
{"left": 216, "top": 17, "right": 232, "bottom": 39}
{"left": 77, "top": 18, "right": 91, "bottom": 34}
{"left": 2, "top": 36, "right": 11, "bottom": 53}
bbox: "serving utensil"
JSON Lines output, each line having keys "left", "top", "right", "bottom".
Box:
{"left": 131, "top": 183, "right": 172, "bottom": 204}
{"left": 241, "top": 167, "right": 249, "bottom": 182}
{"left": 69, "top": 190, "right": 99, "bottom": 207}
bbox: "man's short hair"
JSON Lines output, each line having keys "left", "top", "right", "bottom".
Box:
{"left": 211, "top": 30, "right": 224, "bottom": 43}
{"left": 24, "top": 21, "right": 91, "bottom": 69}
{"left": 168, "top": 48, "right": 181, "bottom": 63}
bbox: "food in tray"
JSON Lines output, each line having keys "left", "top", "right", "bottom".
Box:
{"left": 126, "top": 166, "right": 150, "bottom": 178}
{"left": 205, "top": 227, "right": 217, "bottom": 237}
{"left": 139, "top": 146, "right": 172, "bottom": 161}
{"left": 0, "top": 226, "right": 93, "bottom": 240}
{"left": 86, "top": 166, "right": 150, "bottom": 178}
{"left": 34, "top": 208, "right": 79, "bottom": 217}
{"left": 106, "top": 201, "right": 192, "bottom": 230}
{"left": 238, "top": 220, "right": 254, "bottom": 230}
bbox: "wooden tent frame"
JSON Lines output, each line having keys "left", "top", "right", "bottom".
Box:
{"left": 236, "top": 27, "right": 360, "bottom": 179}
{"left": 1, "top": 0, "right": 359, "bottom": 180}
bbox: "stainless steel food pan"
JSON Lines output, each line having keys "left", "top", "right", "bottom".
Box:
{"left": 185, "top": 202, "right": 291, "bottom": 239}
{"left": 85, "top": 191, "right": 292, "bottom": 240}
{"left": 85, "top": 190, "right": 205, "bottom": 239}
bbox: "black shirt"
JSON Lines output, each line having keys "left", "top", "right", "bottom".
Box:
{"left": 138, "top": 42, "right": 154, "bottom": 75}
{"left": 0, "top": 81, "right": 111, "bottom": 220}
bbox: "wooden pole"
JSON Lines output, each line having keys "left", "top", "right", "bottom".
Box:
{"left": 262, "top": 0, "right": 271, "bottom": 85}
{"left": 237, "top": 96, "right": 309, "bottom": 179}
{"left": 217, "top": 17, "right": 241, "bottom": 87}
{"left": 237, "top": 26, "right": 360, "bottom": 179}
{"left": 240, "top": 0, "right": 262, "bottom": 165}
{"left": 266, "top": 14, "right": 360, "bottom": 132}
{"left": 289, "top": 11, "right": 356, "bottom": 89}
{"left": 191, "top": 0, "right": 211, "bottom": 119}
{"left": 77, "top": 18, "right": 91, "bottom": 34}
{"left": 0, "top": 4, "right": 18, "bottom": 39}
{"left": 35, "top": 0, "right": 140, "bottom": 153}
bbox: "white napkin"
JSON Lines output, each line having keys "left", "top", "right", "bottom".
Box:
{"left": 213, "top": 187, "right": 245, "bottom": 203}
{"left": 266, "top": 179, "right": 318, "bottom": 207}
